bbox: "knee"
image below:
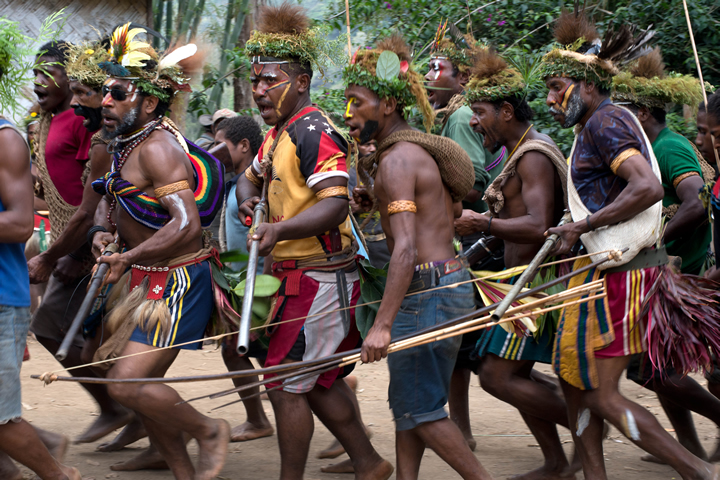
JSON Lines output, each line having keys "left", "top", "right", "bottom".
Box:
{"left": 478, "top": 364, "right": 507, "bottom": 399}
{"left": 107, "top": 383, "right": 141, "bottom": 408}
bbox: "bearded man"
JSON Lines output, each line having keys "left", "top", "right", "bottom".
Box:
{"left": 88, "top": 24, "right": 230, "bottom": 479}
{"left": 344, "top": 34, "right": 494, "bottom": 480}
{"left": 236, "top": 4, "right": 391, "bottom": 479}
{"left": 542, "top": 10, "right": 720, "bottom": 480}
{"left": 455, "top": 47, "right": 577, "bottom": 480}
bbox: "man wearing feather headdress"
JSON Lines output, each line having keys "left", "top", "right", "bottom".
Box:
{"left": 236, "top": 3, "right": 392, "bottom": 478}
{"left": 423, "top": 22, "right": 502, "bottom": 451}
{"left": 542, "top": 7, "right": 720, "bottom": 479}
{"left": 344, "top": 34, "right": 494, "bottom": 479}
{"left": 459, "top": 46, "right": 577, "bottom": 480}
{"left": 86, "top": 23, "right": 231, "bottom": 479}
{"left": 613, "top": 49, "right": 720, "bottom": 465}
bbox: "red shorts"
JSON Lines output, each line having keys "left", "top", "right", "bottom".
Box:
{"left": 595, "top": 266, "right": 659, "bottom": 358}
{"left": 264, "top": 269, "right": 361, "bottom": 393}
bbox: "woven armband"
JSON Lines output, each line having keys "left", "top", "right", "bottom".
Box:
{"left": 155, "top": 180, "right": 190, "bottom": 199}
{"left": 316, "top": 186, "right": 349, "bottom": 200}
{"left": 672, "top": 171, "right": 699, "bottom": 189}
{"left": 245, "top": 166, "right": 263, "bottom": 188}
{"left": 610, "top": 148, "right": 642, "bottom": 174}
{"left": 387, "top": 200, "right": 417, "bottom": 215}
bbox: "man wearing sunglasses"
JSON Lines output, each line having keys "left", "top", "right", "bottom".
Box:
{"left": 87, "top": 24, "right": 231, "bottom": 479}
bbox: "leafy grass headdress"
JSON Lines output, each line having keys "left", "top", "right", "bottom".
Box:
{"left": 97, "top": 23, "right": 200, "bottom": 104}
{"left": 612, "top": 47, "right": 708, "bottom": 110}
{"left": 465, "top": 48, "right": 527, "bottom": 104}
{"left": 541, "top": 1, "right": 653, "bottom": 90}
{"left": 244, "top": 2, "right": 344, "bottom": 78}
{"left": 65, "top": 39, "right": 107, "bottom": 91}
{"left": 343, "top": 34, "right": 435, "bottom": 133}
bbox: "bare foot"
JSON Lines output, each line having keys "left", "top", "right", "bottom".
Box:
{"left": 96, "top": 418, "right": 146, "bottom": 452}
{"left": 110, "top": 447, "right": 169, "bottom": 471}
{"left": 466, "top": 435, "right": 477, "bottom": 452}
{"left": 711, "top": 445, "right": 720, "bottom": 463}
{"left": 562, "top": 448, "right": 582, "bottom": 476}
{"left": 344, "top": 375, "right": 358, "bottom": 392}
{"left": 321, "top": 458, "right": 354, "bottom": 474}
{"left": 35, "top": 428, "right": 69, "bottom": 463}
{"left": 74, "top": 409, "right": 134, "bottom": 444}
{"left": 230, "top": 421, "right": 274, "bottom": 442}
{"left": 194, "top": 419, "right": 231, "bottom": 480}
{"left": 60, "top": 465, "right": 82, "bottom": 480}
{"left": 318, "top": 427, "right": 373, "bottom": 459}
{"left": 362, "top": 459, "right": 394, "bottom": 480}
{"left": 0, "top": 452, "right": 22, "bottom": 480}
{"left": 507, "top": 466, "right": 576, "bottom": 480}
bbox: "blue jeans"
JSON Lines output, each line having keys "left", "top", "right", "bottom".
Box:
{"left": 0, "top": 306, "right": 30, "bottom": 424}
{"left": 387, "top": 269, "right": 474, "bottom": 431}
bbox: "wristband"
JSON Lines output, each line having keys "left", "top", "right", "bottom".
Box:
{"left": 487, "top": 216, "right": 493, "bottom": 234}
{"left": 86, "top": 225, "right": 108, "bottom": 246}
{"left": 585, "top": 215, "right": 594, "bottom": 232}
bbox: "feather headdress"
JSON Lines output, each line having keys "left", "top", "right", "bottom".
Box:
{"left": 541, "top": 1, "right": 654, "bottom": 90}
{"left": 245, "top": 2, "right": 344, "bottom": 78}
{"left": 465, "top": 48, "right": 527, "bottom": 104}
{"left": 613, "top": 47, "right": 705, "bottom": 110}
{"left": 429, "top": 19, "right": 482, "bottom": 73}
{"left": 343, "top": 33, "right": 435, "bottom": 133}
{"left": 97, "top": 22, "right": 200, "bottom": 103}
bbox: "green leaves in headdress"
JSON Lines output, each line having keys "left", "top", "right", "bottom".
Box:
{"left": 376, "top": 51, "right": 401, "bottom": 81}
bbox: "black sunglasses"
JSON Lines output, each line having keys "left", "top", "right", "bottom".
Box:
{"left": 101, "top": 85, "right": 131, "bottom": 101}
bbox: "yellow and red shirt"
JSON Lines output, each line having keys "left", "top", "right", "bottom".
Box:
{"left": 255, "top": 106, "right": 352, "bottom": 262}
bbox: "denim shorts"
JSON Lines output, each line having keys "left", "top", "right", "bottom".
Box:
{"left": 0, "top": 305, "right": 31, "bottom": 424}
{"left": 387, "top": 269, "right": 475, "bottom": 431}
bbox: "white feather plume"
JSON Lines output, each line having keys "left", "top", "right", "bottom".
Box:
{"left": 158, "top": 44, "right": 198, "bottom": 70}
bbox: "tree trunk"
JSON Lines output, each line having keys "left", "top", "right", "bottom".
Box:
{"left": 233, "top": 3, "right": 255, "bottom": 112}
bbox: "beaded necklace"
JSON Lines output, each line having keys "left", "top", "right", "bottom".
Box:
{"left": 106, "top": 117, "right": 164, "bottom": 227}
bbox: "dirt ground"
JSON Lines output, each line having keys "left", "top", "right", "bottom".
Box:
{"left": 16, "top": 336, "right": 719, "bottom": 480}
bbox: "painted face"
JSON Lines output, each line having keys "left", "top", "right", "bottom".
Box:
{"left": 33, "top": 56, "right": 70, "bottom": 113}
{"left": 546, "top": 77, "right": 587, "bottom": 128}
{"left": 469, "top": 101, "right": 503, "bottom": 153}
{"left": 250, "top": 62, "right": 297, "bottom": 126}
{"left": 343, "top": 85, "right": 382, "bottom": 144}
{"left": 69, "top": 80, "right": 103, "bottom": 131}
{"left": 424, "top": 57, "right": 459, "bottom": 109}
{"left": 100, "top": 78, "right": 144, "bottom": 139}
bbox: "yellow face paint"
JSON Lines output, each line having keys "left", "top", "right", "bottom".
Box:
{"left": 345, "top": 97, "right": 355, "bottom": 118}
{"left": 560, "top": 83, "right": 575, "bottom": 110}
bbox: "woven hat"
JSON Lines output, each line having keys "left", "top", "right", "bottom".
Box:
{"left": 343, "top": 34, "right": 435, "bottom": 132}
{"left": 429, "top": 19, "right": 483, "bottom": 74}
{"left": 65, "top": 39, "right": 107, "bottom": 90}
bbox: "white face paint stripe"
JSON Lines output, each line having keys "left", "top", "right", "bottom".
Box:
{"left": 130, "top": 92, "right": 137, "bottom": 102}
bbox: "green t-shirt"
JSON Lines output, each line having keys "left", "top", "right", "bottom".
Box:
{"left": 653, "top": 127, "right": 711, "bottom": 274}
{"left": 441, "top": 105, "right": 499, "bottom": 212}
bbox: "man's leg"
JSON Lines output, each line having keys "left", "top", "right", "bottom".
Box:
{"left": 560, "top": 380, "right": 606, "bottom": 480}
{"left": 268, "top": 388, "right": 315, "bottom": 480}
{"left": 308, "top": 379, "right": 393, "bottom": 479}
{"left": 0, "top": 451, "right": 21, "bottom": 480}
{"left": 106, "top": 341, "right": 230, "bottom": 480}
{"left": 583, "top": 356, "right": 718, "bottom": 480}
{"left": 412, "top": 417, "right": 494, "bottom": 480}
{"left": 396, "top": 429, "right": 425, "bottom": 480}
{"left": 707, "top": 378, "right": 720, "bottom": 462}
{"left": 0, "top": 420, "right": 80, "bottom": 480}
{"left": 221, "top": 348, "right": 274, "bottom": 442}
{"left": 449, "top": 367, "right": 476, "bottom": 451}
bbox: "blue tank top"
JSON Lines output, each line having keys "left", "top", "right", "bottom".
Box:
{"left": 0, "top": 122, "right": 31, "bottom": 307}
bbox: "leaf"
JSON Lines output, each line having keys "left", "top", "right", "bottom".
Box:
{"left": 220, "top": 249, "right": 249, "bottom": 264}
{"left": 376, "top": 50, "right": 401, "bottom": 81}
{"left": 234, "top": 274, "right": 281, "bottom": 298}
{"left": 252, "top": 297, "right": 271, "bottom": 318}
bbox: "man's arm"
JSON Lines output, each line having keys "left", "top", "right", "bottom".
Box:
{"left": 248, "top": 176, "right": 349, "bottom": 256}
{"left": 663, "top": 175, "right": 706, "bottom": 243}
{"left": 0, "top": 130, "right": 33, "bottom": 243}
{"left": 98, "top": 140, "right": 202, "bottom": 284}
{"left": 455, "top": 152, "right": 557, "bottom": 243}
{"left": 548, "top": 155, "right": 664, "bottom": 254}
{"left": 236, "top": 167, "right": 262, "bottom": 220}
{"left": 29, "top": 144, "right": 112, "bottom": 283}
{"left": 361, "top": 150, "right": 418, "bottom": 363}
